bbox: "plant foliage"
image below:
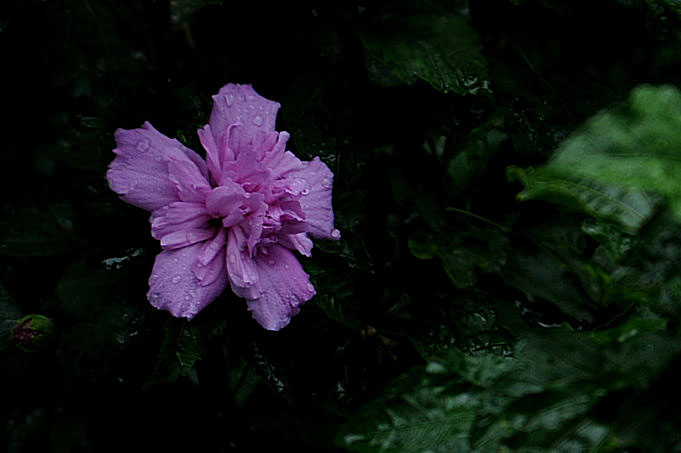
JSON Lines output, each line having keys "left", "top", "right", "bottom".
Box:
{"left": 3, "top": 0, "right": 681, "bottom": 451}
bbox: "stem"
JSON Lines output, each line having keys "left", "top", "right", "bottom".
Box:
{"left": 445, "top": 207, "right": 510, "bottom": 233}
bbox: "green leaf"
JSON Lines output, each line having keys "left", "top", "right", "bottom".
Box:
{"left": 449, "top": 119, "right": 507, "bottom": 190}
{"left": 55, "top": 258, "right": 148, "bottom": 381}
{"left": 343, "top": 315, "right": 679, "bottom": 452}
{"left": 409, "top": 224, "right": 509, "bottom": 289}
{"left": 361, "top": 13, "right": 490, "bottom": 95}
{"left": 508, "top": 166, "right": 657, "bottom": 233}
{"left": 339, "top": 366, "right": 479, "bottom": 452}
{"left": 513, "top": 84, "right": 681, "bottom": 227}
{"left": 147, "top": 318, "right": 226, "bottom": 385}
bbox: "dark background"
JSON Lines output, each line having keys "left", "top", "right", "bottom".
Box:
{"left": 3, "top": 1, "right": 681, "bottom": 451}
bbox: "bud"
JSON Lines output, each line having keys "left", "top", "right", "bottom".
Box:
{"left": 12, "top": 315, "right": 54, "bottom": 351}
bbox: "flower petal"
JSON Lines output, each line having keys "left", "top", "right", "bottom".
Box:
{"left": 291, "top": 157, "right": 338, "bottom": 239}
{"left": 160, "top": 228, "right": 216, "bottom": 250}
{"left": 193, "top": 231, "right": 228, "bottom": 287}
{"left": 226, "top": 227, "right": 258, "bottom": 291}
{"left": 107, "top": 122, "right": 208, "bottom": 211}
{"left": 209, "top": 84, "right": 280, "bottom": 149}
{"left": 150, "top": 202, "right": 211, "bottom": 240}
{"left": 147, "top": 242, "right": 227, "bottom": 320}
{"left": 167, "top": 159, "right": 212, "bottom": 203}
{"left": 278, "top": 232, "right": 313, "bottom": 257}
{"left": 244, "top": 244, "right": 316, "bottom": 331}
{"left": 205, "top": 182, "right": 245, "bottom": 219}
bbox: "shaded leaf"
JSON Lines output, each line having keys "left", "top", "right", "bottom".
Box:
{"left": 513, "top": 85, "right": 681, "bottom": 227}
{"left": 0, "top": 204, "right": 77, "bottom": 256}
{"left": 508, "top": 166, "right": 657, "bottom": 233}
{"left": 361, "top": 13, "right": 490, "bottom": 95}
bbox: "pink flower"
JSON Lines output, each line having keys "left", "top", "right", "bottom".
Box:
{"left": 107, "top": 84, "right": 340, "bottom": 330}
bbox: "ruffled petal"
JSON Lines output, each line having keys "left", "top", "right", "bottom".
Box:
{"left": 193, "top": 229, "right": 228, "bottom": 287}
{"left": 244, "top": 244, "right": 316, "bottom": 331}
{"left": 277, "top": 232, "right": 313, "bottom": 257}
{"left": 160, "top": 228, "right": 216, "bottom": 250}
{"left": 198, "top": 124, "right": 221, "bottom": 184}
{"left": 259, "top": 132, "right": 307, "bottom": 181}
{"left": 147, "top": 242, "right": 227, "bottom": 320}
{"left": 290, "top": 157, "right": 338, "bottom": 239}
{"left": 150, "top": 202, "right": 211, "bottom": 240}
{"left": 209, "top": 84, "right": 280, "bottom": 151}
{"left": 226, "top": 227, "right": 258, "bottom": 291}
{"left": 167, "top": 159, "right": 211, "bottom": 203}
{"left": 205, "top": 182, "right": 246, "bottom": 219}
{"left": 107, "top": 122, "right": 209, "bottom": 211}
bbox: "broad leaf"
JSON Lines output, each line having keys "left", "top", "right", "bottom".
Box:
{"left": 513, "top": 85, "right": 681, "bottom": 227}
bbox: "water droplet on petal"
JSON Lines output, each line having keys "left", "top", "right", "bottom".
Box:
{"left": 188, "top": 232, "right": 197, "bottom": 242}
{"left": 172, "top": 275, "right": 181, "bottom": 283}
{"left": 173, "top": 257, "right": 179, "bottom": 263}
{"left": 184, "top": 295, "right": 190, "bottom": 301}
{"left": 244, "top": 192, "right": 251, "bottom": 198}
{"left": 224, "top": 93, "right": 234, "bottom": 106}
{"left": 306, "top": 283, "right": 315, "bottom": 292}
{"left": 253, "top": 115, "right": 263, "bottom": 126}
{"left": 330, "top": 229, "right": 341, "bottom": 239}
{"left": 284, "top": 264, "right": 289, "bottom": 270}
{"left": 151, "top": 274, "right": 159, "bottom": 280}
{"left": 290, "top": 178, "right": 310, "bottom": 196}
{"left": 229, "top": 254, "right": 237, "bottom": 264}
{"left": 322, "top": 178, "right": 332, "bottom": 189}
{"left": 150, "top": 292, "right": 160, "bottom": 301}
{"left": 136, "top": 139, "right": 150, "bottom": 152}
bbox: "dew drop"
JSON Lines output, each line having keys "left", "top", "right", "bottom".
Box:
{"left": 173, "top": 257, "right": 179, "bottom": 263}
{"left": 151, "top": 274, "right": 159, "bottom": 280}
{"left": 330, "top": 229, "right": 341, "bottom": 239}
{"left": 224, "top": 93, "right": 234, "bottom": 106}
{"left": 306, "top": 283, "right": 315, "bottom": 292}
{"left": 290, "top": 178, "right": 310, "bottom": 196}
{"left": 322, "top": 177, "right": 332, "bottom": 189}
{"left": 136, "top": 139, "right": 150, "bottom": 152}
{"left": 150, "top": 292, "right": 160, "bottom": 301}
{"left": 172, "top": 275, "right": 181, "bottom": 283}
{"left": 253, "top": 114, "right": 263, "bottom": 126}
{"left": 188, "top": 232, "right": 197, "bottom": 242}
{"left": 184, "top": 295, "right": 190, "bottom": 301}
{"left": 244, "top": 192, "right": 251, "bottom": 198}
{"left": 229, "top": 254, "right": 237, "bottom": 264}
{"left": 284, "top": 264, "right": 289, "bottom": 270}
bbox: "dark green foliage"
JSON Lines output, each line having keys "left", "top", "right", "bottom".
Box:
{"left": 4, "top": 0, "right": 681, "bottom": 451}
{"left": 360, "top": 11, "right": 490, "bottom": 95}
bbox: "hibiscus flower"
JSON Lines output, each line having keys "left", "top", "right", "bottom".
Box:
{"left": 107, "top": 84, "right": 339, "bottom": 330}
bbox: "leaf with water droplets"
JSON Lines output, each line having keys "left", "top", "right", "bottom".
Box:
{"left": 147, "top": 317, "right": 226, "bottom": 385}
{"left": 361, "top": 12, "right": 490, "bottom": 95}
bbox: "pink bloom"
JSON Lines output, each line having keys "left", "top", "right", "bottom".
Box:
{"left": 107, "top": 84, "right": 340, "bottom": 330}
